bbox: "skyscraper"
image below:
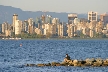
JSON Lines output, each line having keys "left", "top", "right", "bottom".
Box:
{"left": 52, "top": 18, "right": 60, "bottom": 24}
{"left": 13, "top": 14, "right": 18, "bottom": 32}
{"left": 15, "top": 20, "right": 21, "bottom": 35}
{"left": 100, "top": 13, "right": 108, "bottom": 25}
{"left": 88, "top": 11, "right": 97, "bottom": 22}
{"left": 0, "top": 24, "right": 2, "bottom": 33}
{"left": 28, "top": 18, "right": 34, "bottom": 34}
{"left": 68, "top": 14, "right": 77, "bottom": 24}
{"left": 46, "top": 15, "right": 52, "bottom": 24}
{"left": 74, "top": 18, "right": 80, "bottom": 25}
{"left": 2, "top": 22, "right": 8, "bottom": 34}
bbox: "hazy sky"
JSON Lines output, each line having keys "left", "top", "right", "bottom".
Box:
{"left": 0, "top": 0, "right": 108, "bottom": 14}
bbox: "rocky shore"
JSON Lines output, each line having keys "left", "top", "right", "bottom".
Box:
{"left": 25, "top": 58, "right": 108, "bottom": 67}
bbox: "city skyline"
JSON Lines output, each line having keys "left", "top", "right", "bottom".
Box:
{"left": 0, "top": 0, "right": 108, "bottom": 14}
{"left": 1, "top": 12, "right": 108, "bottom": 38}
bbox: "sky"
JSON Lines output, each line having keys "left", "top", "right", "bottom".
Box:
{"left": 0, "top": 0, "right": 108, "bottom": 14}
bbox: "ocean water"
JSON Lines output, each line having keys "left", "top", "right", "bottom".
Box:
{"left": 0, "top": 39, "right": 108, "bottom": 72}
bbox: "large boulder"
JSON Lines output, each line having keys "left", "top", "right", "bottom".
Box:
{"left": 73, "top": 59, "right": 78, "bottom": 64}
{"left": 73, "top": 59, "right": 78, "bottom": 67}
{"left": 102, "top": 59, "right": 108, "bottom": 66}
{"left": 92, "top": 62, "right": 102, "bottom": 67}
{"left": 68, "top": 60, "right": 74, "bottom": 66}
{"left": 63, "top": 58, "right": 71, "bottom": 63}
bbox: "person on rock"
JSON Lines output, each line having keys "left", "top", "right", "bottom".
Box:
{"left": 64, "top": 54, "right": 71, "bottom": 62}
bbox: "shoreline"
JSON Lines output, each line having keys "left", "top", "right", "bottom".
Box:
{"left": 1, "top": 38, "right": 108, "bottom": 40}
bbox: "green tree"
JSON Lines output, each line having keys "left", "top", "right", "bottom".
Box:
{"left": 98, "top": 33, "right": 103, "bottom": 38}
{"left": 11, "top": 32, "right": 15, "bottom": 37}
{"left": 15, "top": 34, "right": 21, "bottom": 38}
{"left": 80, "top": 31, "right": 84, "bottom": 38}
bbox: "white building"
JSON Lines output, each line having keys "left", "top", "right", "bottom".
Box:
{"left": 90, "top": 29, "right": 95, "bottom": 38}
{"left": 67, "top": 24, "right": 76, "bottom": 37}
{"left": 13, "top": 14, "right": 18, "bottom": 32}
{"left": 68, "top": 14, "right": 77, "bottom": 24}
{"left": 88, "top": 11, "right": 98, "bottom": 21}
{"left": 15, "top": 20, "right": 21, "bottom": 35}
{"left": 52, "top": 18, "right": 60, "bottom": 24}
{"left": 28, "top": 18, "right": 34, "bottom": 34}
{"left": 74, "top": 18, "right": 80, "bottom": 25}
{"left": 2, "top": 22, "right": 8, "bottom": 34}
{"left": 57, "top": 23, "right": 67, "bottom": 37}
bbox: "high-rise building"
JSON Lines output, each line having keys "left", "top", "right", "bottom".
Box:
{"left": 43, "top": 24, "right": 51, "bottom": 35}
{"left": 12, "top": 14, "right": 18, "bottom": 32}
{"left": 80, "top": 18, "right": 89, "bottom": 23}
{"left": 74, "top": 18, "right": 80, "bottom": 25}
{"left": 5, "top": 30, "right": 11, "bottom": 37}
{"left": 28, "top": 18, "right": 34, "bottom": 34}
{"left": 57, "top": 24, "right": 63, "bottom": 37}
{"left": 2, "top": 22, "right": 9, "bottom": 34}
{"left": 46, "top": 15, "right": 52, "bottom": 24}
{"left": 0, "top": 24, "right": 2, "bottom": 33}
{"left": 57, "top": 23, "right": 67, "bottom": 37}
{"left": 41, "top": 15, "right": 45, "bottom": 24}
{"left": 52, "top": 18, "right": 60, "bottom": 24}
{"left": 2, "top": 23, "right": 5, "bottom": 34}
{"left": 100, "top": 13, "right": 108, "bottom": 25}
{"left": 88, "top": 11, "right": 98, "bottom": 21}
{"left": 68, "top": 14, "right": 77, "bottom": 24}
{"left": 23, "top": 20, "right": 29, "bottom": 32}
{"left": 15, "top": 20, "right": 21, "bottom": 35}
{"left": 36, "top": 17, "right": 41, "bottom": 24}
{"left": 67, "top": 24, "right": 76, "bottom": 37}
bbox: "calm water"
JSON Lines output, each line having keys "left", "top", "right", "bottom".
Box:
{"left": 0, "top": 39, "right": 108, "bottom": 72}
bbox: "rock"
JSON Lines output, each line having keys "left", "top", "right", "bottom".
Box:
{"left": 25, "top": 58, "right": 108, "bottom": 67}
{"left": 92, "top": 62, "right": 102, "bottom": 67}
{"left": 104, "top": 59, "right": 108, "bottom": 63}
{"left": 51, "top": 62, "right": 60, "bottom": 66}
{"left": 25, "top": 64, "right": 36, "bottom": 67}
{"left": 37, "top": 64, "right": 45, "bottom": 67}
{"left": 68, "top": 60, "right": 73, "bottom": 66}
{"left": 102, "top": 62, "right": 108, "bottom": 66}
{"left": 45, "top": 63, "right": 51, "bottom": 66}
{"left": 56, "top": 63, "right": 61, "bottom": 66}
{"left": 84, "top": 63, "right": 91, "bottom": 66}
{"left": 73, "top": 59, "right": 78, "bottom": 67}
{"left": 74, "top": 64, "right": 78, "bottom": 67}
{"left": 85, "top": 58, "right": 96, "bottom": 65}
{"left": 81, "top": 61, "right": 86, "bottom": 64}
{"left": 73, "top": 59, "right": 78, "bottom": 64}
{"left": 61, "top": 62, "right": 69, "bottom": 66}
{"left": 64, "top": 58, "right": 71, "bottom": 63}
{"left": 106, "top": 59, "right": 108, "bottom": 62}
{"left": 77, "top": 62, "right": 82, "bottom": 67}
{"left": 25, "top": 64, "right": 29, "bottom": 66}
{"left": 95, "top": 58, "right": 103, "bottom": 63}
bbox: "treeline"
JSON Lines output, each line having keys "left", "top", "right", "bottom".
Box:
{"left": 9, "top": 32, "right": 107, "bottom": 39}
{"left": 10, "top": 31, "right": 56, "bottom": 39}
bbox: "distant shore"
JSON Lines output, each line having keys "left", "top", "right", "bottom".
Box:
{"left": 1, "top": 38, "right": 108, "bottom": 40}
{"left": 1, "top": 37, "right": 108, "bottom": 40}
